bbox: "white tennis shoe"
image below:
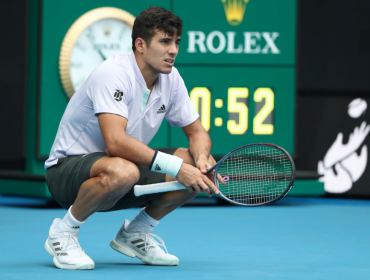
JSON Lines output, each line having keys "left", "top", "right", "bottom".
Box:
{"left": 110, "top": 219, "right": 179, "bottom": 266}
{"left": 45, "top": 218, "right": 95, "bottom": 270}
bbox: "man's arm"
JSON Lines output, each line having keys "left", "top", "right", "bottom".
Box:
{"left": 98, "top": 113, "right": 219, "bottom": 196}
{"left": 182, "top": 119, "right": 211, "bottom": 171}
{"left": 182, "top": 119, "right": 226, "bottom": 185}
{"left": 98, "top": 113, "right": 155, "bottom": 166}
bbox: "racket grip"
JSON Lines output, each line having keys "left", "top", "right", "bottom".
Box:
{"left": 134, "top": 181, "right": 187, "bottom": 196}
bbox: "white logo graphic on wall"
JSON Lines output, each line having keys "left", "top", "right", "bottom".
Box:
{"left": 318, "top": 98, "right": 369, "bottom": 193}
{"left": 187, "top": 31, "right": 280, "bottom": 54}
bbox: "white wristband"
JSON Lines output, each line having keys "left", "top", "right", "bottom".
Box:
{"left": 149, "top": 151, "right": 183, "bottom": 178}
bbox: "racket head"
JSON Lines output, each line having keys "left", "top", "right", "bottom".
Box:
{"left": 213, "top": 143, "right": 296, "bottom": 206}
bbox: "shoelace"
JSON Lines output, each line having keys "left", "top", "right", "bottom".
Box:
{"left": 60, "top": 233, "right": 80, "bottom": 251}
{"left": 144, "top": 233, "right": 168, "bottom": 254}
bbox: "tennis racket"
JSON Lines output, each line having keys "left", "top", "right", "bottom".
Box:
{"left": 134, "top": 143, "right": 296, "bottom": 206}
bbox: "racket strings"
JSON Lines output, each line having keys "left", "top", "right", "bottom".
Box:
{"left": 217, "top": 145, "right": 292, "bottom": 205}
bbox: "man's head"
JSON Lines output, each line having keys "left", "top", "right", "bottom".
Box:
{"left": 132, "top": 7, "right": 183, "bottom": 75}
{"left": 132, "top": 7, "right": 183, "bottom": 52}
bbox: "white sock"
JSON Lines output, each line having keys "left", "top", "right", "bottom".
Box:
{"left": 125, "top": 207, "right": 159, "bottom": 233}
{"left": 54, "top": 205, "right": 85, "bottom": 234}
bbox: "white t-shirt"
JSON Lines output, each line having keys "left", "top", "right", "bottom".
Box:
{"left": 45, "top": 52, "right": 199, "bottom": 169}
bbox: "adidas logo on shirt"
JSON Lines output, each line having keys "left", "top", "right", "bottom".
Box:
{"left": 155, "top": 164, "right": 161, "bottom": 171}
{"left": 157, "top": 104, "right": 166, "bottom": 114}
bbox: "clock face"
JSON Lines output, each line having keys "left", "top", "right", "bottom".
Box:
{"left": 59, "top": 7, "right": 135, "bottom": 98}
{"left": 70, "top": 18, "right": 132, "bottom": 91}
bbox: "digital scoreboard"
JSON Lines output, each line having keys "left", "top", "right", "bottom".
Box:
{"left": 35, "top": 0, "right": 297, "bottom": 169}
{"left": 168, "top": 66, "right": 296, "bottom": 155}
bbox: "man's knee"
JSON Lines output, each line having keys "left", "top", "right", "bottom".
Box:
{"left": 173, "top": 148, "right": 195, "bottom": 166}
{"left": 97, "top": 158, "right": 140, "bottom": 196}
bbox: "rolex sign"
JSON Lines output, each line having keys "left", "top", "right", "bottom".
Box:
{"left": 175, "top": 0, "right": 296, "bottom": 65}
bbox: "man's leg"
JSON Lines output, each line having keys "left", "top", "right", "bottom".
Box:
{"left": 145, "top": 148, "right": 198, "bottom": 220}
{"left": 109, "top": 148, "right": 196, "bottom": 266}
{"left": 76, "top": 148, "right": 198, "bottom": 218}
{"left": 45, "top": 155, "right": 141, "bottom": 270}
{"left": 71, "top": 157, "right": 141, "bottom": 221}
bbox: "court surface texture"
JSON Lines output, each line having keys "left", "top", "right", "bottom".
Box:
{"left": 0, "top": 195, "right": 369, "bottom": 280}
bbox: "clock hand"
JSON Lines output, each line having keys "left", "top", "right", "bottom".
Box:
{"left": 87, "top": 32, "right": 107, "bottom": 61}
{"left": 97, "top": 48, "right": 107, "bottom": 60}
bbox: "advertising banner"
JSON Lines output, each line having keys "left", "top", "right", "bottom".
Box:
{"left": 296, "top": 95, "right": 370, "bottom": 196}
{"left": 174, "top": 0, "right": 296, "bottom": 65}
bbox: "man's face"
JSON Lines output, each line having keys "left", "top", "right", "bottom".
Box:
{"left": 142, "top": 30, "right": 181, "bottom": 75}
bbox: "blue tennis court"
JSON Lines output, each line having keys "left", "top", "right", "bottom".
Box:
{"left": 1, "top": 195, "right": 369, "bottom": 280}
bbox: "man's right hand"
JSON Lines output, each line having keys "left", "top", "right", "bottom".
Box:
{"left": 176, "top": 163, "right": 220, "bottom": 197}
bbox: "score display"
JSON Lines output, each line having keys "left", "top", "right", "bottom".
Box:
{"left": 190, "top": 87, "right": 275, "bottom": 135}
{"left": 167, "top": 66, "right": 296, "bottom": 155}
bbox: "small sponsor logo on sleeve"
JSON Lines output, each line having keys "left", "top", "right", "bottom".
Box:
{"left": 114, "top": 89, "right": 123, "bottom": 102}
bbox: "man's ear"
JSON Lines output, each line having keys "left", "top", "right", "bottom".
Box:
{"left": 135, "top": 38, "right": 146, "bottom": 54}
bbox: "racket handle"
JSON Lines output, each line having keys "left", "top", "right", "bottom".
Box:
{"left": 134, "top": 181, "right": 186, "bottom": 196}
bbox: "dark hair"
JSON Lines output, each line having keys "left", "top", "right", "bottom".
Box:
{"left": 132, "top": 7, "right": 183, "bottom": 51}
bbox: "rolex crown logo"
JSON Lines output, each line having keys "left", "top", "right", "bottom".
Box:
{"left": 221, "top": 0, "right": 249, "bottom": 26}
{"left": 103, "top": 22, "right": 112, "bottom": 37}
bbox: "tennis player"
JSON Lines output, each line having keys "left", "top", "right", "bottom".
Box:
{"left": 44, "top": 7, "right": 220, "bottom": 270}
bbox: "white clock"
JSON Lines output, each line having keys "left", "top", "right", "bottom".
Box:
{"left": 59, "top": 7, "right": 135, "bottom": 99}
